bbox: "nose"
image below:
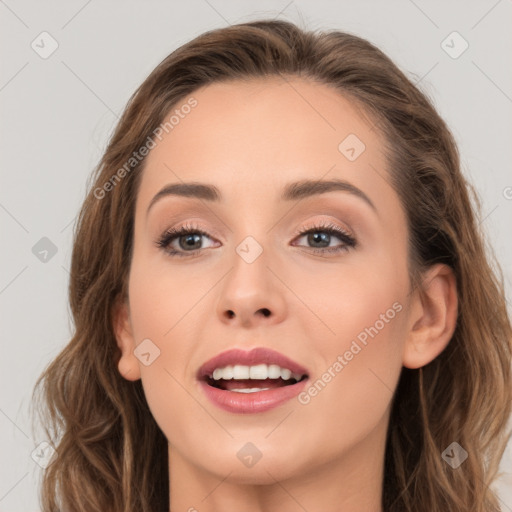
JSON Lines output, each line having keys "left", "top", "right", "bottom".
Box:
{"left": 225, "top": 307, "right": 271, "bottom": 321}
{"left": 216, "top": 249, "right": 287, "bottom": 329}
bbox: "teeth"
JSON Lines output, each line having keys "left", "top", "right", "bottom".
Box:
{"left": 280, "top": 368, "right": 292, "bottom": 380}
{"left": 233, "top": 364, "right": 250, "bottom": 379}
{"left": 222, "top": 365, "right": 234, "bottom": 380}
{"left": 210, "top": 364, "right": 303, "bottom": 382}
{"left": 249, "top": 364, "right": 267, "bottom": 379}
{"left": 267, "top": 364, "right": 281, "bottom": 379}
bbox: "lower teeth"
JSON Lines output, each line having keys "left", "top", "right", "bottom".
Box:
{"left": 230, "top": 387, "right": 270, "bottom": 393}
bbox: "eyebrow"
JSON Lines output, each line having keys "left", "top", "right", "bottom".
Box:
{"left": 146, "top": 178, "right": 377, "bottom": 215}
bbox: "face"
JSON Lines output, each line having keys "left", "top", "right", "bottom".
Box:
{"left": 115, "top": 77, "right": 415, "bottom": 485}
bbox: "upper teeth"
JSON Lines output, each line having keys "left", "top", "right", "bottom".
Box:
{"left": 211, "top": 364, "right": 303, "bottom": 381}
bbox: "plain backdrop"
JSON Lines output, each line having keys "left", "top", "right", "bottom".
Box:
{"left": 1, "top": 1, "right": 511, "bottom": 510}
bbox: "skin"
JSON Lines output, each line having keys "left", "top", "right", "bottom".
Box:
{"left": 114, "top": 77, "right": 458, "bottom": 512}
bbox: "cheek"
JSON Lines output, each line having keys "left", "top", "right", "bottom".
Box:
{"left": 288, "top": 245, "right": 407, "bottom": 356}
{"left": 305, "top": 292, "right": 406, "bottom": 413}
{"left": 286, "top": 253, "right": 407, "bottom": 448}
{"left": 124, "top": 311, "right": 194, "bottom": 454}
{"left": 126, "top": 245, "right": 206, "bottom": 343}
{"left": 125, "top": 258, "right": 211, "bottom": 442}
{"left": 283, "top": 320, "right": 405, "bottom": 476}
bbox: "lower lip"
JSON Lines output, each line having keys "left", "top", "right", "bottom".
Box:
{"left": 199, "top": 378, "right": 309, "bottom": 414}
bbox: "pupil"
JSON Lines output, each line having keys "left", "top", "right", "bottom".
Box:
{"left": 180, "top": 234, "right": 201, "bottom": 250}
{"left": 309, "top": 232, "right": 329, "bottom": 248}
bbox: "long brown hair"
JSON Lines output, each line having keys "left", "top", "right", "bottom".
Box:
{"left": 31, "top": 19, "right": 512, "bottom": 512}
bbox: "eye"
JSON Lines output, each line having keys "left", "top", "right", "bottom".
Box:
{"left": 155, "top": 220, "right": 357, "bottom": 258}
{"left": 155, "top": 222, "right": 218, "bottom": 258}
{"left": 292, "top": 221, "right": 356, "bottom": 255}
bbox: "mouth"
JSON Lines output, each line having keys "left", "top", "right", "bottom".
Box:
{"left": 204, "top": 364, "right": 308, "bottom": 393}
{"left": 197, "top": 347, "right": 310, "bottom": 413}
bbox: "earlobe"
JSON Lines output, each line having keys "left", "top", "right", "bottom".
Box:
{"left": 402, "top": 264, "right": 458, "bottom": 369}
{"left": 112, "top": 297, "right": 141, "bottom": 381}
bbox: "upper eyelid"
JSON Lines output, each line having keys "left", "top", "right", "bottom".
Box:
{"left": 161, "top": 220, "right": 353, "bottom": 237}
{"left": 160, "top": 213, "right": 355, "bottom": 234}
{"left": 159, "top": 220, "right": 356, "bottom": 247}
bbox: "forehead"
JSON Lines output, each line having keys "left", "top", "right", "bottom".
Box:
{"left": 136, "top": 77, "right": 394, "bottom": 214}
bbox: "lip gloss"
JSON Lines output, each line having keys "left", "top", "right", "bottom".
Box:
{"left": 198, "top": 378, "right": 309, "bottom": 414}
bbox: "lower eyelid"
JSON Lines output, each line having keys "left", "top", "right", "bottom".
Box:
{"left": 158, "top": 231, "right": 355, "bottom": 259}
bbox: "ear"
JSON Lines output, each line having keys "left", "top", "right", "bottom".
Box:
{"left": 402, "top": 263, "right": 458, "bottom": 369}
{"left": 112, "top": 297, "right": 141, "bottom": 381}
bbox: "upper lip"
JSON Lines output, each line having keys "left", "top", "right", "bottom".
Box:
{"left": 197, "top": 347, "right": 309, "bottom": 380}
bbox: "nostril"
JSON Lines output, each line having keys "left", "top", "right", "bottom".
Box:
{"left": 259, "top": 308, "right": 271, "bottom": 317}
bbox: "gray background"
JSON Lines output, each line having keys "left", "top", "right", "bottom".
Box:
{"left": 1, "top": 1, "right": 511, "bottom": 510}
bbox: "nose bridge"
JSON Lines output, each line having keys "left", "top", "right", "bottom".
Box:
{"left": 229, "top": 200, "right": 280, "bottom": 273}
{"left": 215, "top": 224, "right": 286, "bottom": 327}
{"left": 228, "top": 230, "right": 271, "bottom": 300}
{"left": 225, "top": 199, "right": 273, "bottom": 268}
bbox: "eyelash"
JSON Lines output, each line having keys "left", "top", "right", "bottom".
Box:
{"left": 155, "top": 221, "right": 357, "bottom": 258}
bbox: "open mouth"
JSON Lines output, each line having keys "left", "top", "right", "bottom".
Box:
{"left": 198, "top": 351, "right": 310, "bottom": 412}
{"left": 197, "top": 347, "right": 310, "bottom": 404}
{"left": 204, "top": 373, "right": 308, "bottom": 393}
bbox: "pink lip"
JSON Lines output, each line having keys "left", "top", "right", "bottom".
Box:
{"left": 196, "top": 347, "right": 310, "bottom": 414}
{"left": 198, "top": 378, "right": 309, "bottom": 414}
{"left": 197, "top": 347, "right": 309, "bottom": 379}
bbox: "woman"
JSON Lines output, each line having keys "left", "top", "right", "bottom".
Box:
{"left": 31, "top": 19, "right": 512, "bottom": 512}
